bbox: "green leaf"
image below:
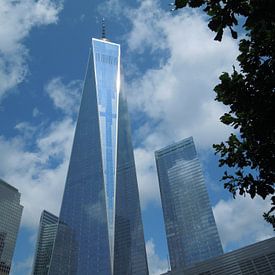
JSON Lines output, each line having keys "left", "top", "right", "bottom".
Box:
{"left": 230, "top": 27, "right": 238, "bottom": 39}
{"left": 174, "top": 0, "right": 188, "bottom": 9}
{"left": 189, "top": 0, "right": 204, "bottom": 8}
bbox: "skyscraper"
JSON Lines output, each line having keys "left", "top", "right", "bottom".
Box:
{"left": 32, "top": 210, "right": 58, "bottom": 275}
{"left": 48, "top": 36, "right": 148, "bottom": 275}
{"left": 0, "top": 179, "right": 23, "bottom": 274}
{"left": 155, "top": 137, "right": 223, "bottom": 270}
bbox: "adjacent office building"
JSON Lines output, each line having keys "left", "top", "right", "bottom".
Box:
{"left": 48, "top": 35, "right": 148, "bottom": 274}
{"left": 155, "top": 137, "right": 223, "bottom": 270}
{"left": 0, "top": 179, "right": 23, "bottom": 274}
{"left": 162, "top": 237, "right": 275, "bottom": 275}
{"left": 32, "top": 210, "right": 58, "bottom": 275}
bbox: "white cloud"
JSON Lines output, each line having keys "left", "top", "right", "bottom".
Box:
{"left": 134, "top": 147, "right": 161, "bottom": 208}
{"left": 98, "top": 0, "right": 126, "bottom": 20}
{"left": 126, "top": 0, "right": 238, "bottom": 150}
{"left": 126, "top": 1, "right": 167, "bottom": 53}
{"left": 32, "top": 107, "right": 41, "bottom": 117}
{"left": 121, "top": 0, "right": 239, "bottom": 210}
{"left": 146, "top": 239, "right": 168, "bottom": 275}
{"left": 45, "top": 78, "right": 82, "bottom": 115}
{"left": 0, "top": 0, "right": 63, "bottom": 99}
{"left": 0, "top": 118, "right": 75, "bottom": 229}
{"left": 0, "top": 78, "right": 80, "bottom": 229}
{"left": 213, "top": 196, "right": 274, "bottom": 251}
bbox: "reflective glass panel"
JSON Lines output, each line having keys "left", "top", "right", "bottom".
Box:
{"left": 155, "top": 137, "right": 223, "bottom": 270}
{"left": 93, "top": 39, "right": 120, "bottom": 248}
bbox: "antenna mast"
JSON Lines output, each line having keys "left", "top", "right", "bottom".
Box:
{"left": 102, "top": 18, "right": 107, "bottom": 40}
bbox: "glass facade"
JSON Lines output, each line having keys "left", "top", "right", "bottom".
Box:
{"left": 32, "top": 210, "right": 58, "bottom": 275}
{"left": 113, "top": 89, "right": 149, "bottom": 275}
{"left": 155, "top": 137, "right": 223, "bottom": 270}
{"left": 0, "top": 179, "right": 23, "bottom": 274}
{"left": 162, "top": 237, "right": 275, "bottom": 275}
{"left": 93, "top": 39, "right": 120, "bottom": 250}
{"left": 48, "top": 38, "right": 148, "bottom": 275}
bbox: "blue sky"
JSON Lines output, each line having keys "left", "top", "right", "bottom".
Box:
{"left": 0, "top": 0, "right": 274, "bottom": 274}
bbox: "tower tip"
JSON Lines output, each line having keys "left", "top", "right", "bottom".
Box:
{"left": 101, "top": 18, "right": 109, "bottom": 41}
{"left": 102, "top": 18, "right": 106, "bottom": 38}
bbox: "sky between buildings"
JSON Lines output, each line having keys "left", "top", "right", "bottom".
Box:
{"left": 0, "top": 0, "right": 274, "bottom": 274}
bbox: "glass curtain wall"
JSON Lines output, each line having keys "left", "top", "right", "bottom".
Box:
{"left": 155, "top": 137, "right": 223, "bottom": 270}
{"left": 49, "top": 38, "right": 148, "bottom": 275}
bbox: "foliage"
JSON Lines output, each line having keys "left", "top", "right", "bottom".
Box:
{"left": 172, "top": 0, "right": 275, "bottom": 228}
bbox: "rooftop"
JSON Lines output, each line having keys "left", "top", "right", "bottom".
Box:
{"left": 0, "top": 178, "right": 19, "bottom": 193}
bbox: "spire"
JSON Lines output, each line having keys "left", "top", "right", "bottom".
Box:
{"left": 101, "top": 18, "right": 108, "bottom": 41}
{"left": 100, "top": 18, "right": 110, "bottom": 41}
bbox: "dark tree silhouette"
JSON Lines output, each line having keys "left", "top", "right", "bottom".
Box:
{"left": 172, "top": 0, "right": 275, "bottom": 228}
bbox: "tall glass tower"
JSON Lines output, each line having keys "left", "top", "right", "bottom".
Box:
{"left": 48, "top": 37, "right": 148, "bottom": 275}
{"left": 155, "top": 137, "right": 223, "bottom": 270}
{"left": 0, "top": 179, "right": 23, "bottom": 274}
{"left": 32, "top": 210, "right": 58, "bottom": 275}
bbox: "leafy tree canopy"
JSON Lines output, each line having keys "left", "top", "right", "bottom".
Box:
{"left": 172, "top": 0, "right": 275, "bottom": 228}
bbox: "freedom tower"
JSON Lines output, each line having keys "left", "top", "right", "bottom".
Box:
{"left": 48, "top": 32, "right": 148, "bottom": 275}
